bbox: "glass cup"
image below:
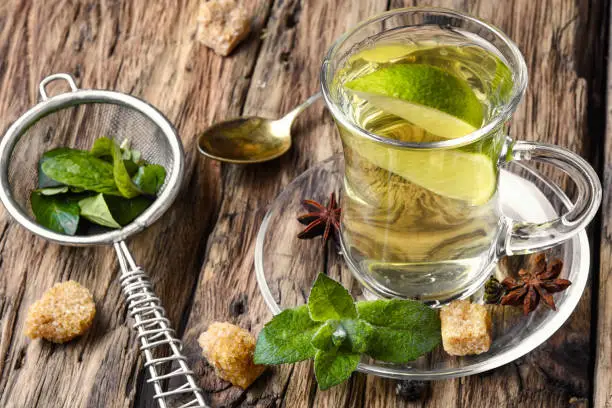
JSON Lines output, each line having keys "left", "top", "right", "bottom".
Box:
{"left": 320, "top": 8, "right": 602, "bottom": 304}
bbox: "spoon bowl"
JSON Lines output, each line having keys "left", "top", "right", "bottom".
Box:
{"left": 198, "top": 116, "right": 292, "bottom": 164}
{"left": 198, "top": 93, "right": 321, "bottom": 164}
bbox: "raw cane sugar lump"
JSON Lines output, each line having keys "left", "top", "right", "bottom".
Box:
{"left": 440, "top": 300, "right": 492, "bottom": 356}
{"left": 25, "top": 281, "right": 96, "bottom": 343}
{"left": 198, "top": 322, "right": 265, "bottom": 389}
{"left": 196, "top": 0, "right": 251, "bottom": 56}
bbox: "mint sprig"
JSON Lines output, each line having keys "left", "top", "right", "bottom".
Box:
{"left": 254, "top": 273, "right": 441, "bottom": 390}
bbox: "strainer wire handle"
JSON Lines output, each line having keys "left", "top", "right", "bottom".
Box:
{"left": 115, "top": 241, "right": 208, "bottom": 408}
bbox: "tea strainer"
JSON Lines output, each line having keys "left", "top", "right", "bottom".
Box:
{"left": 0, "top": 73, "right": 207, "bottom": 408}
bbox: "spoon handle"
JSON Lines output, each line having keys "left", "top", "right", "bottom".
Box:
{"left": 281, "top": 92, "right": 322, "bottom": 124}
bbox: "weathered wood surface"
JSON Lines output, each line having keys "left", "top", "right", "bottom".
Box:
{"left": 0, "top": 1, "right": 608, "bottom": 408}
{"left": 594, "top": 2, "right": 612, "bottom": 407}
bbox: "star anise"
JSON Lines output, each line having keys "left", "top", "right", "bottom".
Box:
{"left": 500, "top": 253, "right": 571, "bottom": 315}
{"left": 297, "top": 193, "right": 341, "bottom": 243}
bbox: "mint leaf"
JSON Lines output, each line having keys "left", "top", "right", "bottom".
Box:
{"left": 105, "top": 195, "right": 153, "bottom": 226}
{"left": 38, "top": 148, "right": 73, "bottom": 188}
{"left": 311, "top": 320, "right": 341, "bottom": 351}
{"left": 254, "top": 305, "right": 321, "bottom": 365}
{"left": 90, "top": 137, "right": 114, "bottom": 158}
{"left": 332, "top": 325, "right": 348, "bottom": 347}
{"left": 364, "top": 326, "right": 440, "bottom": 363}
{"left": 123, "top": 160, "right": 139, "bottom": 177}
{"left": 92, "top": 138, "right": 141, "bottom": 196}
{"left": 308, "top": 274, "right": 357, "bottom": 321}
{"left": 314, "top": 350, "right": 360, "bottom": 390}
{"left": 357, "top": 299, "right": 441, "bottom": 362}
{"left": 92, "top": 137, "right": 150, "bottom": 179}
{"left": 31, "top": 192, "right": 80, "bottom": 235}
{"left": 132, "top": 164, "right": 166, "bottom": 195}
{"left": 110, "top": 141, "right": 142, "bottom": 198}
{"left": 357, "top": 299, "right": 439, "bottom": 331}
{"left": 41, "top": 151, "right": 121, "bottom": 196}
{"left": 338, "top": 319, "right": 372, "bottom": 354}
{"left": 37, "top": 186, "right": 69, "bottom": 196}
{"left": 78, "top": 194, "right": 122, "bottom": 229}
{"left": 311, "top": 319, "right": 372, "bottom": 354}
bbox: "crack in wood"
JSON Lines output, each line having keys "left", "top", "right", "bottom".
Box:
{"left": 11, "top": 347, "right": 26, "bottom": 371}
{"left": 306, "top": 374, "right": 317, "bottom": 408}
{"left": 112, "top": 58, "right": 124, "bottom": 90}
{"left": 277, "top": 364, "right": 296, "bottom": 408}
{"left": 583, "top": 0, "right": 610, "bottom": 406}
{"left": 229, "top": 293, "right": 248, "bottom": 317}
{"left": 108, "top": 21, "right": 120, "bottom": 58}
{"left": 284, "top": 0, "right": 301, "bottom": 29}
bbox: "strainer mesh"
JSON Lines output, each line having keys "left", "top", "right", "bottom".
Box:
{"left": 8, "top": 102, "right": 174, "bottom": 228}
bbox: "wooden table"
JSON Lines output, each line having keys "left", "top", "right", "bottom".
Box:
{"left": 0, "top": 0, "right": 609, "bottom": 407}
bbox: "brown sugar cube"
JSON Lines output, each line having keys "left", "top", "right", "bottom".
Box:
{"left": 25, "top": 281, "right": 96, "bottom": 343}
{"left": 198, "top": 322, "right": 265, "bottom": 389}
{"left": 196, "top": 0, "right": 251, "bottom": 56}
{"left": 440, "top": 300, "right": 492, "bottom": 356}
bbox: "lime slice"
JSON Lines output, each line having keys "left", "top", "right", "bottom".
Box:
{"left": 351, "top": 92, "right": 478, "bottom": 139}
{"left": 345, "top": 136, "right": 496, "bottom": 205}
{"left": 345, "top": 64, "right": 483, "bottom": 138}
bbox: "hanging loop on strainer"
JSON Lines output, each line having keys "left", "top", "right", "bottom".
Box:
{"left": 39, "top": 73, "right": 79, "bottom": 101}
{"left": 0, "top": 73, "right": 208, "bottom": 408}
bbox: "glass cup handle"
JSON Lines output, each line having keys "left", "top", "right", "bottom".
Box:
{"left": 500, "top": 140, "right": 602, "bottom": 256}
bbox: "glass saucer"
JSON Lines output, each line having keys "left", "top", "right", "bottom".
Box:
{"left": 254, "top": 155, "right": 589, "bottom": 380}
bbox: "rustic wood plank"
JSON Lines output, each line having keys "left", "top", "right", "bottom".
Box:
{"left": 594, "top": 1, "right": 612, "bottom": 406}
{"left": 0, "top": 0, "right": 268, "bottom": 406}
{"left": 179, "top": 0, "right": 387, "bottom": 407}
{"left": 376, "top": 1, "right": 607, "bottom": 407}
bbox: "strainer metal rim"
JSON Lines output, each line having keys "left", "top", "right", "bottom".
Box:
{"left": 0, "top": 88, "right": 184, "bottom": 246}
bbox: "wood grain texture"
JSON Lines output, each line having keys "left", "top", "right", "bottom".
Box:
{"left": 0, "top": 1, "right": 226, "bottom": 407}
{"left": 0, "top": 0, "right": 608, "bottom": 407}
{"left": 594, "top": 2, "right": 612, "bottom": 407}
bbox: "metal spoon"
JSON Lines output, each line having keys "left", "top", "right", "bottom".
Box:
{"left": 198, "top": 92, "right": 322, "bottom": 164}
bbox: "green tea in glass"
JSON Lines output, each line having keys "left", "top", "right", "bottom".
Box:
{"left": 321, "top": 8, "right": 601, "bottom": 304}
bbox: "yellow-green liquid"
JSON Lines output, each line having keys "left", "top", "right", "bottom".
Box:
{"left": 333, "top": 29, "right": 513, "bottom": 302}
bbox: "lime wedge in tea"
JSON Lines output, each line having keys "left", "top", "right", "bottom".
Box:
{"left": 341, "top": 61, "right": 500, "bottom": 204}
{"left": 345, "top": 64, "right": 484, "bottom": 139}
{"left": 344, "top": 136, "right": 496, "bottom": 205}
